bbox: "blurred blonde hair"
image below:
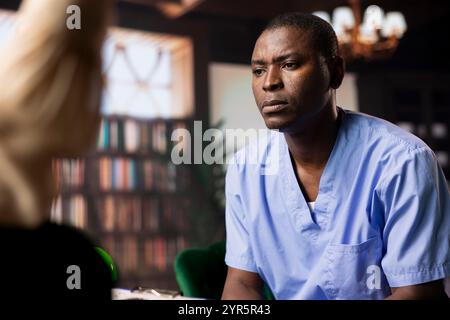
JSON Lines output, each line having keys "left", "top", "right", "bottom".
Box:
{"left": 0, "top": 0, "right": 113, "bottom": 228}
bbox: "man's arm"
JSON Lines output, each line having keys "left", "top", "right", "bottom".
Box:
{"left": 222, "top": 267, "right": 264, "bottom": 300}
{"left": 386, "top": 280, "right": 448, "bottom": 300}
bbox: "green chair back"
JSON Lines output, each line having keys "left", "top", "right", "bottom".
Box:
{"left": 174, "top": 241, "right": 274, "bottom": 300}
{"left": 95, "top": 247, "right": 118, "bottom": 283}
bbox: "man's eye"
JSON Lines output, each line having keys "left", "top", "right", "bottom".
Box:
{"left": 283, "top": 62, "right": 298, "bottom": 70}
{"left": 252, "top": 69, "right": 265, "bottom": 76}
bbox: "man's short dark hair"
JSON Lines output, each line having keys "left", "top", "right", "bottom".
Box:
{"left": 263, "top": 12, "right": 339, "bottom": 60}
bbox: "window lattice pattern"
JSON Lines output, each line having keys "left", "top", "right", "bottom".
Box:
{"left": 102, "top": 28, "right": 193, "bottom": 119}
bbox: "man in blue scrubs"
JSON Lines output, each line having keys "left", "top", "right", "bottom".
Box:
{"left": 222, "top": 12, "right": 450, "bottom": 300}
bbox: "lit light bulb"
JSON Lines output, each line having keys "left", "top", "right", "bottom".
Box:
{"left": 382, "top": 12, "right": 407, "bottom": 38}
{"left": 363, "top": 5, "right": 384, "bottom": 30}
{"left": 332, "top": 6, "right": 355, "bottom": 43}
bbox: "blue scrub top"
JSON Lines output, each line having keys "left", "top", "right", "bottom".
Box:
{"left": 224, "top": 108, "right": 450, "bottom": 300}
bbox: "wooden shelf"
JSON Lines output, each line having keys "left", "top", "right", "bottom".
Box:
{"left": 100, "top": 114, "right": 192, "bottom": 123}
{"left": 87, "top": 150, "right": 174, "bottom": 160}
{"left": 58, "top": 190, "right": 188, "bottom": 197}
{"left": 97, "top": 230, "right": 187, "bottom": 237}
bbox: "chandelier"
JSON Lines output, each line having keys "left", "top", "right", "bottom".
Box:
{"left": 153, "top": 0, "right": 205, "bottom": 19}
{"left": 313, "top": 0, "right": 407, "bottom": 61}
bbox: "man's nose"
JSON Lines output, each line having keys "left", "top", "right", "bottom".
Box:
{"left": 263, "top": 67, "right": 283, "bottom": 92}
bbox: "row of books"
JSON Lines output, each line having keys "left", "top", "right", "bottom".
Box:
{"left": 53, "top": 159, "right": 85, "bottom": 190}
{"left": 95, "top": 157, "right": 180, "bottom": 192}
{"left": 96, "top": 117, "right": 190, "bottom": 155}
{"left": 101, "top": 235, "right": 188, "bottom": 274}
{"left": 51, "top": 194, "right": 191, "bottom": 234}
{"left": 96, "top": 195, "right": 191, "bottom": 233}
{"left": 143, "top": 236, "right": 188, "bottom": 273}
{"left": 54, "top": 157, "right": 192, "bottom": 193}
{"left": 51, "top": 194, "right": 87, "bottom": 229}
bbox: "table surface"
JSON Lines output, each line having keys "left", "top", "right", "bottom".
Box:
{"left": 112, "top": 288, "right": 204, "bottom": 300}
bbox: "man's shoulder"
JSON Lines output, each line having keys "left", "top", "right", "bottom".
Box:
{"left": 343, "top": 109, "right": 439, "bottom": 182}
{"left": 344, "top": 109, "right": 430, "bottom": 153}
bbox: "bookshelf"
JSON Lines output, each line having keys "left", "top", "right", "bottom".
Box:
{"left": 52, "top": 116, "right": 196, "bottom": 290}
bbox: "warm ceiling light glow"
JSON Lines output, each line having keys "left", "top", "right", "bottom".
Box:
{"left": 314, "top": 0, "right": 407, "bottom": 60}
{"left": 382, "top": 12, "right": 407, "bottom": 38}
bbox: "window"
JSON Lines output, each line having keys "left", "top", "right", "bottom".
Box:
{"left": 102, "top": 28, "right": 193, "bottom": 119}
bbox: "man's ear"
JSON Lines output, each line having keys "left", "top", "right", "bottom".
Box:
{"left": 329, "top": 56, "right": 345, "bottom": 89}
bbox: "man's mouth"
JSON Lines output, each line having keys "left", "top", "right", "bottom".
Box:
{"left": 262, "top": 100, "right": 288, "bottom": 114}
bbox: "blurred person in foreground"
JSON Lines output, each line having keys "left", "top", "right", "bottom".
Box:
{"left": 0, "top": 0, "right": 114, "bottom": 300}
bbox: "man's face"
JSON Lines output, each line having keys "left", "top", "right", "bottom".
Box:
{"left": 251, "top": 26, "right": 332, "bottom": 131}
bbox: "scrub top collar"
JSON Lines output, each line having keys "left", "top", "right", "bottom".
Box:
{"left": 279, "top": 107, "right": 348, "bottom": 241}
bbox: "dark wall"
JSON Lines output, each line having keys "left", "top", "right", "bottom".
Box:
{"left": 0, "top": 0, "right": 20, "bottom": 10}
{"left": 5, "top": 1, "right": 448, "bottom": 71}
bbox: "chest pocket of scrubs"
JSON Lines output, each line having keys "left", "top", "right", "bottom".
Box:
{"left": 321, "top": 237, "right": 389, "bottom": 300}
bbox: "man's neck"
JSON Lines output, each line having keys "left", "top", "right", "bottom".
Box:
{"left": 284, "top": 105, "right": 340, "bottom": 172}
